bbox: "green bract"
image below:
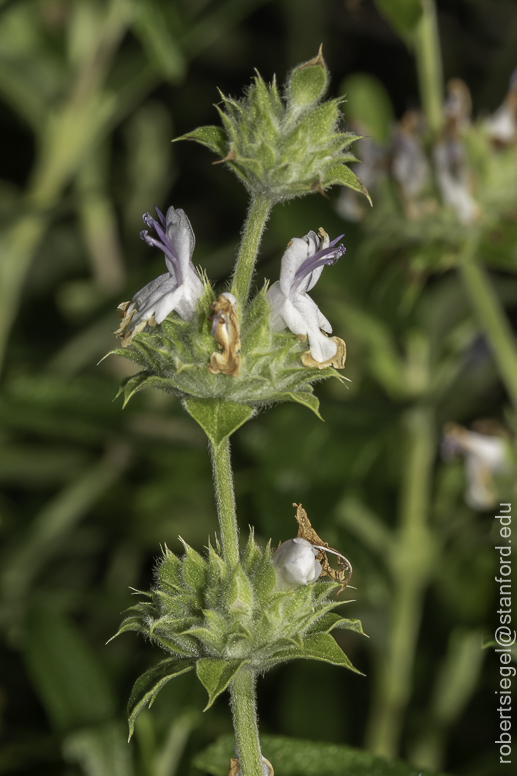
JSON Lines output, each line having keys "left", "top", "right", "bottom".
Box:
{"left": 174, "top": 50, "right": 369, "bottom": 204}
{"left": 113, "top": 532, "right": 364, "bottom": 736}
{"left": 107, "top": 285, "right": 347, "bottom": 432}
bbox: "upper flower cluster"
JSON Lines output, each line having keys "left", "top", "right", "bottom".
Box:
{"left": 338, "top": 71, "right": 517, "bottom": 232}
{"left": 175, "top": 48, "right": 369, "bottom": 205}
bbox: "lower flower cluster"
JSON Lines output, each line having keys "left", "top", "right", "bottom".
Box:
{"left": 115, "top": 532, "right": 364, "bottom": 737}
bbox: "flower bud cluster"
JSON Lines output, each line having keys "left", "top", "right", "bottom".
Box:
{"left": 116, "top": 531, "right": 362, "bottom": 731}
{"left": 175, "top": 48, "right": 368, "bottom": 204}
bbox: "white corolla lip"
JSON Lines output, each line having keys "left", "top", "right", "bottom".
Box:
{"left": 272, "top": 537, "right": 322, "bottom": 590}
{"left": 116, "top": 206, "right": 204, "bottom": 345}
{"left": 266, "top": 229, "right": 345, "bottom": 363}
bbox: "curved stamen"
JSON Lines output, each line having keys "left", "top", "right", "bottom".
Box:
{"left": 140, "top": 215, "right": 183, "bottom": 283}
{"left": 292, "top": 235, "right": 346, "bottom": 291}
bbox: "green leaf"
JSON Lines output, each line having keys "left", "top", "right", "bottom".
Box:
{"left": 322, "top": 164, "right": 371, "bottom": 203}
{"left": 374, "top": 0, "right": 423, "bottom": 42}
{"left": 127, "top": 658, "right": 195, "bottom": 739}
{"left": 23, "top": 604, "right": 115, "bottom": 733}
{"left": 174, "top": 125, "right": 228, "bottom": 156}
{"left": 267, "top": 632, "right": 362, "bottom": 674}
{"left": 196, "top": 658, "right": 246, "bottom": 710}
{"left": 270, "top": 390, "right": 322, "bottom": 419}
{"left": 301, "top": 633, "right": 362, "bottom": 672}
{"left": 182, "top": 397, "right": 255, "bottom": 445}
{"left": 194, "top": 733, "right": 450, "bottom": 776}
{"left": 311, "top": 613, "right": 367, "bottom": 637}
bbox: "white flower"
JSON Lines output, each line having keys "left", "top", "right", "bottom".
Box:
{"left": 266, "top": 228, "right": 346, "bottom": 364}
{"left": 442, "top": 423, "right": 510, "bottom": 510}
{"left": 116, "top": 206, "right": 204, "bottom": 345}
{"left": 272, "top": 537, "right": 322, "bottom": 591}
{"left": 392, "top": 111, "right": 429, "bottom": 202}
{"left": 433, "top": 139, "right": 479, "bottom": 225}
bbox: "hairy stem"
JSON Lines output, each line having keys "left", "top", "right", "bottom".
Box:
{"left": 209, "top": 439, "right": 240, "bottom": 567}
{"left": 366, "top": 406, "right": 436, "bottom": 758}
{"left": 230, "top": 668, "right": 264, "bottom": 776}
{"left": 231, "top": 194, "right": 272, "bottom": 308}
{"left": 459, "top": 250, "right": 517, "bottom": 413}
{"left": 414, "top": 0, "right": 443, "bottom": 134}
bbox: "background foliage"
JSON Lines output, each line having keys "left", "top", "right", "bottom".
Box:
{"left": 1, "top": 1, "right": 516, "bottom": 775}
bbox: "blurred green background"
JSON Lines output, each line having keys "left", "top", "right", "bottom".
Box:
{"left": 1, "top": 1, "right": 517, "bottom": 775}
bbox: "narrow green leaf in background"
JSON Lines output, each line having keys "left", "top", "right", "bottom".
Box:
{"left": 23, "top": 605, "right": 116, "bottom": 733}
{"left": 194, "top": 733, "right": 450, "bottom": 776}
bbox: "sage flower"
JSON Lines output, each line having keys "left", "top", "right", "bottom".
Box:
{"left": 442, "top": 422, "right": 510, "bottom": 510}
{"left": 116, "top": 206, "right": 204, "bottom": 346}
{"left": 272, "top": 537, "right": 322, "bottom": 591}
{"left": 266, "top": 229, "right": 347, "bottom": 367}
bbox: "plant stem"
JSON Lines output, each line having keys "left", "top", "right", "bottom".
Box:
{"left": 209, "top": 439, "right": 240, "bottom": 567}
{"left": 366, "top": 406, "right": 436, "bottom": 758}
{"left": 459, "top": 251, "right": 517, "bottom": 412}
{"left": 231, "top": 194, "right": 272, "bottom": 308}
{"left": 230, "top": 668, "right": 264, "bottom": 776}
{"left": 414, "top": 0, "right": 443, "bottom": 134}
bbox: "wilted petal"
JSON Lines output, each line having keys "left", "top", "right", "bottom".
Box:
{"left": 207, "top": 293, "right": 242, "bottom": 377}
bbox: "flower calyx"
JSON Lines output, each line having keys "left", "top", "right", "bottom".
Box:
{"left": 294, "top": 503, "right": 352, "bottom": 594}
{"left": 207, "top": 293, "right": 242, "bottom": 377}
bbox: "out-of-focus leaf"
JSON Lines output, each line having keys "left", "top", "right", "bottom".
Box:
{"left": 339, "top": 74, "right": 394, "bottom": 143}
{"left": 1, "top": 445, "right": 131, "bottom": 599}
{"left": 194, "top": 733, "right": 450, "bottom": 776}
{"left": 374, "top": 0, "right": 423, "bottom": 42}
{"left": 133, "top": 0, "right": 186, "bottom": 81}
{"left": 63, "top": 721, "right": 134, "bottom": 776}
{"left": 23, "top": 605, "right": 116, "bottom": 732}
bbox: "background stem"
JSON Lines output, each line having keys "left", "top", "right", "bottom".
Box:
{"left": 230, "top": 669, "right": 264, "bottom": 776}
{"left": 230, "top": 194, "right": 272, "bottom": 308}
{"left": 209, "top": 439, "right": 240, "bottom": 567}
{"left": 366, "top": 406, "right": 436, "bottom": 758}
{"left": 413, "top": 0, "right": 443, "bottom": 134}
{"left": 459, "top": 249, "right": 517, "bottom": 413}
